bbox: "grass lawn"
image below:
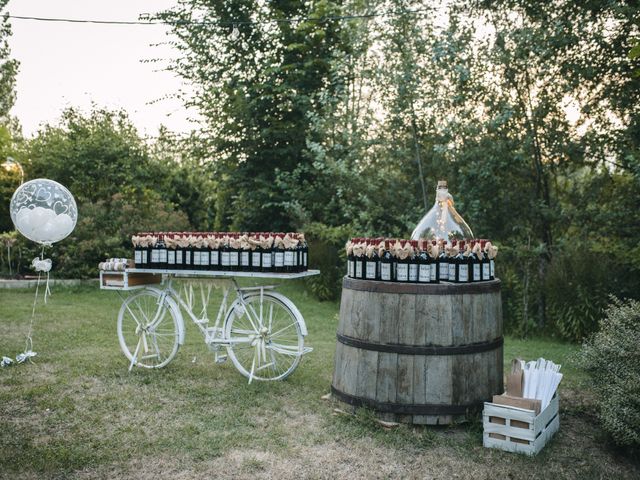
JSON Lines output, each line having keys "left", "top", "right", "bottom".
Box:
{"left": 0, "top": 280, "right": 637, "bottom": 479}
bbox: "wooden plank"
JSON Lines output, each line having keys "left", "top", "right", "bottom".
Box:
{"left": 337, "top": 287, "right": 354, "bottom": 337}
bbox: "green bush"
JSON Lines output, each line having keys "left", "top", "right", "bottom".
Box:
{"left": 578, "top": 297, "right": 640, "bottom": 448}
{"left": 304, "top": 222, "right": 352, "bottom": 301}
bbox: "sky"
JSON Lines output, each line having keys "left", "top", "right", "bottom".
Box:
{"left": 6, "top": 0, "right": 198, "bottom": 138}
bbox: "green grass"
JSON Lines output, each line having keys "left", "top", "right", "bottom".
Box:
{"left": 0, "top": 281, "right": 637, "bottom": 479}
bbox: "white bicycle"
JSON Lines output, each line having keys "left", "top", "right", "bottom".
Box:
{"left": 101, "top": 269, "right": 319, "bottom": 382}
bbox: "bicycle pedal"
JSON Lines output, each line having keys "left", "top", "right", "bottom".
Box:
{"left": 215, "top": 354, "right": 228, "bottom": 364}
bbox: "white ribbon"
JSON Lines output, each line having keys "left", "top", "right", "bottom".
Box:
{"left": 16, "top": 351, "right": 37, "bottom": 364}
{"left": 32, "top": 257, "right": 52, "bottom": 273}
{"left": 1, "top": 356, "right": 13, "bottom": 367}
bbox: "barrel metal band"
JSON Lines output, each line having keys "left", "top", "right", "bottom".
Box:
{"left": 331, "top": 386, "right": 481, "bottom": 415}
{"left": 336, "top": 334, "right": 503, "bottom": 356}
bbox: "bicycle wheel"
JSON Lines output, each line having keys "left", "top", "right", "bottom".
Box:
{"left": 117, "top": 288, "right": 181, "bottom": 369}
{"left": 224, "top": 293, "right": 304, "bottom": 381}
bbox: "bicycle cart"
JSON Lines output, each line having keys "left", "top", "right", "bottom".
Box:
{"left": 99, "top": 268, "right": 320, "bottom": 382}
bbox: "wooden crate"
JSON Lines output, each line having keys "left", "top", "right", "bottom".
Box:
{"left": 99, "top": 271, "right": 162, "bottom": 291}
{"left": 483, "top": 394, "right": 559, "bottom": 456}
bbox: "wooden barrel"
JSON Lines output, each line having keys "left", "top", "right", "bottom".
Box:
{"left": 332, "top": 277, "right": 503, "bottom": 425}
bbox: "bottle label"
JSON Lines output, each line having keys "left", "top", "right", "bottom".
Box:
{"left": 252, "top": 252, "right": 261, "bottom": 267}
{"left": 430, "top": 264, "right": 437, "bottom": 281}
{"left": 135, "top": 250, "right": 142, "bottom": 264}
{"left": 210, "top": 252, "right": 218, "bottom": 266}
{"left": 167, "top": 250, "right": 176, "bottom": 265}
{"left": 347, "top": 260, "right": 352, "bottom": 277}
{"left": 366, "top": 261, "right": 377, "bottom": 279}
{"left": 459, "top": 264, "right": 469, "bottom": 282}
{"left": 483, "top": 263, "right": 490, "bottom": 280}
{"left": 230, "top": 252, "right": 239, "bottom": 267}
{"left": 418, "top": 264, "right": 430, "bottom": 282}
{"left": 284, "top": 251, "right": 294, "bottom": 266}
{"left": 241, "top": 251, "right": 249, "bottom": 266}
{"left": 201, "top": 251, "right": 210, "bottom": 267}
{"left": 381, "top": 263, "right": 391, "bottom": 281}
{"left": 490, "top": 259, "right": 495, "bottom": 278}
{"left": 303, "top": 252, "right": 307, "bottom": 267}
{"left": 262, "top": 252, "right": 272, "bottom": 268}
{"left": 396, "top": 263, "right": 409, "bottom": 282}
{"left": 448, "top": 263, "right": 455, "bottom": 280}
{"left": 221, "top": 252, "right": 230, "bottom": 267}
{"left": 176, "top": 250, "right": 183, "bottom": 265}
{"left": 193, "top": 251, "right": 200, "bottom": 266}
{"left": 185, "top": 252, "right": 191, "bottom": 266}
{"left": 159, "top": 249, "right": 167, "bottom": 263}
{"left": 355, "top": 261, "right": 363, "bottom": 278}
{"left": 275, "top": 252, "right": 284, "bottom": 267}
{"left": 473, "top": 264, "right": 480, "bottom": 281}
{"left": 151, "top": 249, "right": 160, "bottom": 263}
{"left": 409, "top": 263, "right": 418, "bottom": 282}
{"left": 439, "top": 260, "right": 448, "bottom": 280}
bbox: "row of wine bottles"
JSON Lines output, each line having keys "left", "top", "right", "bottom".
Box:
{"left": 345, "top": 238, "right": 497, "bottom": 283}
{"left": 131, "top": 232, "right": 308, "bottom": 273}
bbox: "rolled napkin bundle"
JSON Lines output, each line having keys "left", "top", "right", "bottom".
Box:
{"left": 99, "top": 258, "right": 132, "bottom": 271}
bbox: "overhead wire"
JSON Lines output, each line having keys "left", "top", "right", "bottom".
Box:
{"left": 4, "top": 7, "right": 439, "bottom": 27}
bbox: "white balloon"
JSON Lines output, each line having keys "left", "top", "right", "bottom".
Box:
{"left": 53, "top": 213, "right": 74, "bottom": 240}
{"left": 9, "top": 179, "right": 78, "bottom": 245}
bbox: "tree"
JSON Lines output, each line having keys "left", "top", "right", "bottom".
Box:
{"left": 0, "top": 0, "right": 18, "bottom": 120}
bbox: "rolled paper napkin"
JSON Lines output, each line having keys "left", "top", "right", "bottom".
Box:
{"left": 473, "top": 242, "right": 484, "bottom": 260}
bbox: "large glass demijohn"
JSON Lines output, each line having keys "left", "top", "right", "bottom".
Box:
{"left": 410, "top": 180, "right": 473, "bottom": 241}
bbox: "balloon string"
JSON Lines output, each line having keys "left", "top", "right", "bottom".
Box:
{"left": 24, "top": 245, "right": 46, "bottom": 357}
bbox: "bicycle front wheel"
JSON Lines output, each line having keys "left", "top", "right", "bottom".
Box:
{"left": 224, "top": 293, "right": 304, "bottom": 381}
{"left": 117, "top": 288, "right": 181, "bottom": 369}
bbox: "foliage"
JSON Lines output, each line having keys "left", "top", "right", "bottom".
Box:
{"left": 0, "top": 0, "right": 18, "bottom": 121}
{"left": 303, "top": 222, "right": 353, "bottom": 301}
{"left": 578, "top": 297, "right": 640, "bottom": 448}
{"left": 2, "top": 108, "right": 198, "bottom": 278}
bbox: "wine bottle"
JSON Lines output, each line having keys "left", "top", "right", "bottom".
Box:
{"left": 208, "top": 235, "right": 219, "bottom": 271}
{"left": 417, "top": 240, "right": 430, "bottom": 283}
{"left": 273, "top": 234, "right": 285, "bottom": 273}
{"left": 201, "top": 234, "right": 212, "bottom": 271}
{"left": 379, "top": 240, "right": 394, "bottom": 282}
{"left": 408, "top": 240, "right": 418, "bottom": 283}
{"left": 448, "top": 241, "right": 458, "bottom": 282}
{"left": 240, "top": 235, "right": 250, "bottom": 271}
{"left": 229, "top": 234, "right": 240, "bottom": 271}
{"left": 438, "top": 240, "right": 449, "bottom": 282}
{"left": 251, "top": 234, "right": 262, "bottom": 272}
{"left": 283, "top": 233, "right": 295, "bottom": 273}
{"left": 167, "top": 234, "right": 177, "bottom": 270}
{"left": 471, "top": 240, "right": 481, "bottom": 282}
{"left": 261, "top": 234, "right": 273, "bottom": 272}
{"left": 395, "top": 240, "right": 410, "bottom": 283}
{"left": 430, "top": 240, "right": 439, "bottom": 283}
{"left": 364, "top": 239, "right": 379, "bottom": 280}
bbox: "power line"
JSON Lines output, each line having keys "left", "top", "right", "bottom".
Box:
{"left": 4, "top": 8, "right": 437, "bottom": 27}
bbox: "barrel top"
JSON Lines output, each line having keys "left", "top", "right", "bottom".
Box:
{"left": 342, "top": 276, "right": 501, "bottom": 295}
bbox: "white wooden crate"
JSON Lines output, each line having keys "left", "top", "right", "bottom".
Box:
{"left": 99, "top": 271, "right": 162, "bottom": 291}
{"left": 483, "top": 394, "right": 559, "bottom": 456}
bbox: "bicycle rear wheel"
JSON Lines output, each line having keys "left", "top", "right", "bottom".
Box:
{"left": 117, "top": 288, "right": 181, "bottom": 369}
{"left": 224, "top": 293, "right": 305, "bottom": 381}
